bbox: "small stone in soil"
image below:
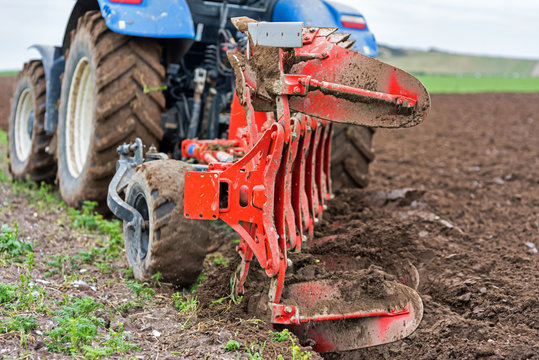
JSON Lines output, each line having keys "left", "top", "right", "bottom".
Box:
{"left": 524, "top": 242, "right": 537, "bottom": 253}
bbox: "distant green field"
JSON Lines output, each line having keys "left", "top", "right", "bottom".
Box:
{"left": 379, "top": 46, "right": 539, "bottom": 77}
{"left": 416, "top": 75, "right": 539, "bottom": 94}
{"left": 0, "top": 70, "right": 17, "bottom": 77}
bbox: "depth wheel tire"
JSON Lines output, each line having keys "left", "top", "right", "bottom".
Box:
{"left": 124, "top": 160, "right": 210, "bottom": 285}
{"left": 330, "top": 124, "right": 375, "bottom": 189}
{"left": 8, "top": 61, "right": 55, "bottom": 182}
{"left": 57, "top": 10, "right": 165, "bottom": 207}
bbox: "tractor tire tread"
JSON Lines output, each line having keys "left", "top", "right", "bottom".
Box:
{"left": 125, "top": 160, "right": 210, "bottom": 285}
{"left": 8, "top": 60, "right": 56, "bottom": 182}
{"left": 58, "top": 10, "right": 165, "bottom": 207}
{"left": 330, "top": 124, "right": 375, "bottom": 189}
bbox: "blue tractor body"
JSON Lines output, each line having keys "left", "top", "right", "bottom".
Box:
{"left": 36, "top": 0, "right": 378, "bottom": 136}
{"left": 272, "top": 0, "right": 378, "bottom": 56}
{"left": 93, "top": 0, "right": 377, "bottom": 55}
{"left": 96, "top": 0, "right": 196, "bottom": 39}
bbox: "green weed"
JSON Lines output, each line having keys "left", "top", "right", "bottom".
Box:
{"left": 0, "top": 283, "right": 16, "bottom": 303}
{"left": 116, "top": 300, "right": 137, "bottom": 315}
{"left": 224, "top": 339, "right": 241, "bottom": 351}
{"left": 45, "top": 297, "right": 105, "bottom": 354}
{"left": 126, "top": 280, "right": 155, "bottom": 304}
{"left": 151, "top": 271, "right": 163, "bottom": 287}
{"left": 208, "top": 252, "right": 229, "bottom": 267}
{"left": 246, "top": 341, "right": 266, "bottom": 360}
{"left": 0, "top": 314, "right": 39, "bottom": 348}
{"left": 271, "top": 329, "right": 311, "bottom": 360}
{"left": 271, "top": 328, "right": 293, "bottom": 342}
{"left": 45, "top": 254, "right": 78, "bottom": 277}
{"left": 2, "top": 253, "right": 48, "bottom": 313}
{"left": 0, "top": 315, "right": 39, "bottom": 333}
{"left": 143, "top": 84, "right": 167, "bottom": 94}
{"left": 0, "top": 223, "right": 33, "bottom": 261}
{"left": 0, "top": 70, "right": 17, "bottom": 77}
{"left": 123, "top": 267, "right": 134, "bottom": 280}
{"left": 190, "top": 271, "right": 207, "bottom": 293}
{"left": 172, "top": 292, "right": 199, "bottom": 316}
{"left": 0, "top": 174, "right": 65, "bottom": 211}
{"left": 81, "top": 324, "right": 139, "bottom": 358}
{"left": 68, "top": 201, "right": 123, "bottom": 260}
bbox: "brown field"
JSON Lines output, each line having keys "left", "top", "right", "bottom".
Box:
{"left": 0, "top": 75, "right": 16, "bottom": 131}
{"left": 0, "top": 81, "right": 537, "bottom": 359}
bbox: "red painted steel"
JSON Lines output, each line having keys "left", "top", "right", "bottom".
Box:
{"left": 182, "top": 21, "right": 428, "bottom": 352}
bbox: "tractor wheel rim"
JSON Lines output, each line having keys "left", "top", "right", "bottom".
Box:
{"left": 14, "top": 88, "right": 34, "bottom": 161}
{"left": 132, "top": 192, "right": 150, "bottom": 261}
{"left": 65, "top": 57, "right": 94, "bottom": 178}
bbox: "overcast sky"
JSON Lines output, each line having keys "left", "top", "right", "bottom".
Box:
{"left": 0, "top": 0, "right": 538, "bottom": 70}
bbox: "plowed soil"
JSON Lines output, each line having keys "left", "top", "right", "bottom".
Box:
{"left": 197, "top": 92, "right": 539, "bottom": 359}
{"left": 0, "top": 76, "right": 16, "bottom": 131}
{"left": 1, "top": 77, "right": 538, "bottom": 360}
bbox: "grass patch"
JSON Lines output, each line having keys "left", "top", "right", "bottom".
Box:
{"left": 224, "top": 339, "right": 241, "bottom": 351}
{"left": 0, "top": 314, "right": 39, "bottom": 333}
{"left": 245, "top": 341, "right": 266, "bottom": 360}
{"left": 0, "top": 70, "right": 17, "bottom": 77}
{"left": 272, "top": 329, "right": 312, "bottom": 360}
{"left": 0, "top": 130, "right": 7, "bottom": 146}
{"left": 0, "top": 170, "right": 65, "bottom": 212}
{"left": 45, "top": 297, "right": 138, "bottom": 357}
{"left": 189, "top": 270, "right": 207, "bottom": 293}
{"left": 207, "top": 252, "right": 229, "bottom": 267}
{"left": 126, "top": 280, "right": 155, "bottom": 305}
{"left": 379, "top": 46, "right": 539, "bottom": 77}
{"left": 416, "top": 75, "right": 539, "bottom": 93}
{"left": 1, "top": 253, "right": 49, "bottom": 313}
{"left": 0, "top": 222, "right": 33, "bottom": 262}
{"left": 172, "top": 292, "right": 199, "bottom": 316}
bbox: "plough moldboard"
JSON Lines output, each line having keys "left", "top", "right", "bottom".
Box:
{"left": 109, "top": 18, "right": 429, "bottom": 353}
{"left": 182, "top": 18, "right": 428, "bottom": 352}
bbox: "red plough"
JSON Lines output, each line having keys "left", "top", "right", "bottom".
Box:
{"left": 178, "top": 18, "right": 429, "bottom": 351}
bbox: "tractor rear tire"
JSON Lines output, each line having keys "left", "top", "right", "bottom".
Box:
{"left": 330, "top": 124, "right": 375, "bottom": 189}
{"left": 57, "top": 10, "right": 165, "bottom": 208}
{"left": 123, "top": 160, "right": 210, "bottom": 285}
{"left": 8, "top": 61, "right": 56, "bottom": 182}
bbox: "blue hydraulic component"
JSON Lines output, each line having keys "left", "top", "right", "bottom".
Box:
{"left": 96, "top": 0, "right": 195, "bottom": 39}
{"left": 28, "top": 45, "right": 65, "bottom": 136}
{"left": 272, "top": 0, "right": 378, "bottom": 57}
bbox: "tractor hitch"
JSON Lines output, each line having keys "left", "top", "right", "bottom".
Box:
{"left": 107, "top": 139, "right": 168, "bottom": 241}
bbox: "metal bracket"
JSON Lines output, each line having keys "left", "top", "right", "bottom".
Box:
{"left": 29, "top": 45, "right": 65, "bottom": 135}
{"left": 247, "top": 22, "right": 303, "bottom": 48}
{"left": 107, "top": 138, "right": 168, "bottom": 225}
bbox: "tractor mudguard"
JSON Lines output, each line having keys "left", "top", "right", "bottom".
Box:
{"left": 272, "top": 0, "right": 378, "bottom": 56}
{"left": 96, "top": 0, "right": 195, "bottom": 39}
{"left": 28, "top": 45, "right": 65, "bottom": 136}
{"left": 64, "top": 0, "right": 195, "bottom": 42}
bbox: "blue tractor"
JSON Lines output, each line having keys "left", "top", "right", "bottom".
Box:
{"left": 8, "top": 2, "right": 433, "bottom": 351}
{"left": 8, "top": 0, "right": 377, "bottom": 208}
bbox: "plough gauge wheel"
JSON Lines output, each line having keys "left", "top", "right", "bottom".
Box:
{"left": 123, "top": 160, "right": 210, "bottom": 285}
